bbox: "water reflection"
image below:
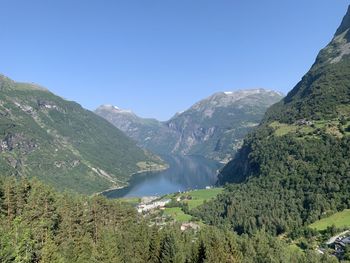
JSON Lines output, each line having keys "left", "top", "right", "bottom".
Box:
{"left": 103, "top": 155, "right": 222, "bottom": 198}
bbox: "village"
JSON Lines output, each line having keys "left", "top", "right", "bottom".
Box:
{"left": 136, "top": 196, "right": 171, "bottom": 213}
{"left": 321, "top": 230, "right": 350, "bottom": 259}
{"left": 133, "top": 187, "right": 222, "bottom": 232}
{"left": 135, "top": 195, "right": 201, "bottom": 232}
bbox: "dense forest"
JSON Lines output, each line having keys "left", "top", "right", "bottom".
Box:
{"left": 1, "top": 5, "right": 350, "bottom": 263}
{"left": 0, "top": 177, "right": 338, "bottom": 263}
{"left": 191, "top": 5, "right": 350, "bottom": 252}
{"left": 193, "top": 128, "right": 350, "bottom": 235}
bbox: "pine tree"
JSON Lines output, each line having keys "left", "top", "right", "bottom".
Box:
{"left": 39, "top": 236, "right": 64, "bottom": 263}
{"left": 13, "top": 219, "right": 35, "bottom": 263}
{"left": 0, "top": 223, "right": 15, "bottom": 263}
{"left": 196, "top": 240, "right": 206, "bottom": 263}
{"left": 3, "top": 178, "right": 17, "bottom": 223}
{"left": 148, "top": 227, "right": 160, "bottom": 263}
{"left": 16, "top": 177, "right": 31, "bottom": 216}
{"left": 74, "top": 234, "right": 94, "bottom": 263}
{"left": 22, "top": 182, "right": 59, "bottom": 247}
{"left": 159, "top": 232, "right": 179, "bottom": 263}
{"left": 92, "top": 230, "right": 121, "bottom": 263}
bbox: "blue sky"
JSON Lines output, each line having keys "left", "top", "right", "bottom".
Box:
{"left": 0, "top": 1, "right": 349, "bottom": 120}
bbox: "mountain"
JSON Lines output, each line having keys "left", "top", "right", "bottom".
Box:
{"left": 95, "top": 105, "right": 179, "bottom": 154}
{"left": 96, "top": 89, "right": 283, "bottom": 162}
{"left": 166, "top": 89, "right": 283, "bottom": 161}
{"left": 0, "top": 75, "right": 165, "bottom": 194}
{"left": 219, "top": 6, "right": 350, "bottom": 185}
{"left": 193, "top": 6, "right": 350, "bottom": 235}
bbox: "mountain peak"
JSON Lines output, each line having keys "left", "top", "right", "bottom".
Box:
{"left": 97, "top": 104, "right": 134, "bottom": 114}
{"left": 264, "top": 5, "right": 350, "bottom": 123}
{"left": 188, "top": 89, "right": 283, "bottom": 115}
{"left": 0, "top": 74, "right": 48, "bottom": 92}
{"left": 210, "top": 89, "right": 282, "bottom": 102}
{"left": 223, "top": 88, "right": 282, "bottom": 97}
{"left": 0, "top": 74, "right": 14, "bottom": 89}
{"left": 335, "top": 5, "right": 350, "bottom": 36}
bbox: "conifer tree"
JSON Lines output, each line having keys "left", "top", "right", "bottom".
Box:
{"left": 196, "top": 240, "right": 206, "bottom": 263}
{"left": 39, "top": 236, "right": 64, "bottom": 263}
{"left": 159, "top": 232, "right": 180, "bottom": 263}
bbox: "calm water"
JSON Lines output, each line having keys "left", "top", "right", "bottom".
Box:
{"left": 103, "top": 155, "right": 222, "bottom": 198}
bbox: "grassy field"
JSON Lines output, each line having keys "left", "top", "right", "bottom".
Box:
{"left": 310, "top": 209, "right": 350, "bottom": 231}
{"left": 269, "top": 121, "right": 314, "bottom": 137}
{"left": 163, "top": 207, "right": 192, "bottom": 222}
{"left": 181, "top": 188, "right": 224, "bottom": 210}
{"left": 163, "top": 188, "right": 224, "bottom": 222}
{"left": 269, "top": 120, "right": 350, "bottom": 138}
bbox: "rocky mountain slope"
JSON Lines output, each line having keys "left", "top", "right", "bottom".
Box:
{"left": 193, "top": 6, "right": 350, "bottom": 235}
{"left": 167, "top": 89, "right": 283, "bottom": 161}
{"left": 95, "top": 105, "right": 179, "bottom": 154}
{"left": 96, "top": 89, "right": 283, "bottom": 162}
{"left": 0, "top": 75, "right": 164, "bottom": 194}
{"left": 219, "top": 6, "right": 350, "bottom": 185}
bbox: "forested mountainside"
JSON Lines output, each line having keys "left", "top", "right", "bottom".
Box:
{"left": 0, "top": 75, "right": 164, "bottom": 194}
{"left": 193, "top": 6, "right": 350, "bottom": 236}
{"left": 0, "top": 177, "right": 336, "bottom": 263}
{"left": 96, "top": 89, "right": 282, "bottom": 162}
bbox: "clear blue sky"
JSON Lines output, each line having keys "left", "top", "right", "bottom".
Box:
{"left": 0, "top": 1, "right": 349, "bottom": 120}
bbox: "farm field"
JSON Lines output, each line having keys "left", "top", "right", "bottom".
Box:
{"left": 180, "top": 188, "right": 224, "bottom": 209}
{"left": 310, "top": 209, "right": 350, "bottom": 231}
{"left": 163, "top": 207, "right": 192, "bottom": 222}
{"left": 163, "top": 188, "right": 224, "bottom": 222}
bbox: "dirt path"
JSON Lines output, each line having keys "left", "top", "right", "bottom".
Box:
{"left": 326, "top": 230, "right": 350, "bottom": 245}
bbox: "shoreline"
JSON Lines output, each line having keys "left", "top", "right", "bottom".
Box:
{"left": 97, "top": 163, "right": 170, "bottom": 197}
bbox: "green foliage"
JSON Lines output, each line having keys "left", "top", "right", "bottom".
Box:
{"left": 193, "top": 9, "right": 350, "bottom": 257}
{"left": 163, "top": 207, "right": 192, "bottom": 222}
{"left": 0, "top": 177, "right": 336, "bottom": 262}
{"left": 196, "top": 129, "right": 350, "bottom": 235}
{"left": 310, "top": 209, "right": 350, "bottom": 231}
{"left": 159, "top": 232, "right": 182, "bottom": 263}
{"left": 0, "top": 177, "right": 247, "bottom": 263}
{"left": 168, "top": 188, "right": 224, "bottom": 211}
{"left": 0, "top": 75, "right": 164, "bottom": 194}
{"left": 264, "top": 50, "right": 350, "bottom": 124}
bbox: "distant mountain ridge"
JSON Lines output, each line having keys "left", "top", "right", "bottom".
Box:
{"left": 96, "top": 88, "right": 283, "bottom": 162}
{"left": 0, "top": 75, "right": 165, "bottom": 194}
{"left": 95, "top": 104, "right": 179, "bottom": 154}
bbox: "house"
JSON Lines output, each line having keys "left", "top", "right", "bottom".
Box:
{"left": 330, "top": 235, "right": 350, "bottom": 256}
{"left": 180, "top": 222, "right": 200, "bottom": 231}
{"left": 137, "top": 199, "right": 171, "bottom": 213}
{"left": 295, "top": 119, "right": 313, "bottom": 126}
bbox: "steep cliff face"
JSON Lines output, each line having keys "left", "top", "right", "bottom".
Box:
{"left": 220, "top": 7, "right": 350, "bottom": 184}
{"left": 0, "top": 75, "right": 164, "bottom": 194}
{"left": 166, "top": 89, "right": 283, "bottom": 161}
{"left": 263, "top": 6, "right": 350, "bottom": 125}
{"left": 96, "top": 89, "right": 282, "bottom": 162}
{"left": 193, "top": 6, "right": 350, "bottom": 235}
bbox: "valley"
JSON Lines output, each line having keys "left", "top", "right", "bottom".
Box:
{"left": 1, "top": 2, "right": 350, "bottom": 263}
{"left": 96, "top": 89, "right": 283, "bottom": 163}
{"left": 102, "top": 154, "right": 222, "bottom": 198}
